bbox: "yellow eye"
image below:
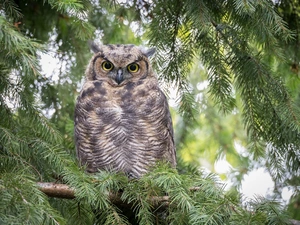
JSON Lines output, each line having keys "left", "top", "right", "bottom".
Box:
{"left": 102, "top": 61, "right": 113, "bottom": 71}
{"left": 127, "top": 63, "right": 139, "bottom": 73}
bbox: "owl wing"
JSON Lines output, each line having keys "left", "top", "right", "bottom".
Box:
{"left": 74, "top": 81, "right": 104, "bottom": 172}
{"left": 130, "top": 78, "right": 176, "bottom": 168}
{"left": 157, "top": 89, "right": 176, "bottom": 167}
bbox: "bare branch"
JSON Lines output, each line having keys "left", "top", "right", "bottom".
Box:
{"left": 37, "top": 182, "right": 75, "bottom": 199}
{"left": 37, "top": 182, "right": 170, "bottom": 206}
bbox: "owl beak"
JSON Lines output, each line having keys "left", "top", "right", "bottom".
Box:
{"left": 115, "top": 69, "right": 124, "bottom": 84}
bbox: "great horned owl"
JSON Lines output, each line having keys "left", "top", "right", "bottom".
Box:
{"left": 74, "top": 43, "right": 176, "bottom": 178}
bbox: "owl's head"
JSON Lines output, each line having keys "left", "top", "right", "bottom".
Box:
{"left": 86, "top": 43, "right": 156, "bottom": 86}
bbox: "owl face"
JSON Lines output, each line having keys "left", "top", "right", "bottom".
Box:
{"left": 87, "top": 44, "right": 155, "bottom": 86}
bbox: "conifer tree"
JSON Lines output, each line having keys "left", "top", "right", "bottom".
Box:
{"left": 0, "top": 0, "right": 299, "bottom": 224}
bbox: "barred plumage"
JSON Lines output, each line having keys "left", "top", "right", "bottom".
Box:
{"left": 75, "top": 43, "right": 176, "bottom": 178}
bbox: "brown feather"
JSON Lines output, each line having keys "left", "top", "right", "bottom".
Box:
{"left": 75, "top": 44, "right": 176, "bottom": 178}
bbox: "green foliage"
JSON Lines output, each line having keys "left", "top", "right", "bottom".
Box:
{"left": 149, "top": 0, "right": 300, "bottom": 217}
{"left": 1, "top": 171, "right": 64, "bottom": 224}
{"left": 150, "top": 0, "right": 298, "bottom": 151}
{"left": 60, "top": 164, "right": 293, "bottom": 225}
{"left": 1, "top": 0, "right": 300, "bottom": 223}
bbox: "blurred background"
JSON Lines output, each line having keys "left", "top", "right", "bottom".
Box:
{"left": 1, "top": 0, "right": 300, "bottom": 221}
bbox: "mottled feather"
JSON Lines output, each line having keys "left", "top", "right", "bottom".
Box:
{"left": 75, "top": 44, "right": 176, "bottom": 178}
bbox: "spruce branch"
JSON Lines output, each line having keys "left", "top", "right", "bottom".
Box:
{"left": 36, "top": 182, "right": 300, "bottom": 225}
{"left": 37, "top": 182, "right": 170, "bottom": 207}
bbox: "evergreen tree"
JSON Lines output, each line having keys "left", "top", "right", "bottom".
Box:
{"left": 0, "top": 0, "right": 299, "bottom": 224}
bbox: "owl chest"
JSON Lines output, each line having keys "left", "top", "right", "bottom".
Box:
{"left": 76, "top": 80, "right": 170, "bottom": 175}
{"left": 79, "top": 80, "right": 162, "bottom": 139}
{"left": 89, "top": 85, "right": 157, "bottom": 121}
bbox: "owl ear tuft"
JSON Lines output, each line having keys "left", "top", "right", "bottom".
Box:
{"left": 140, "top": 47, "right": 156, "bottom": 58}
{"left": 88, "top": 40, "right": 101, "bottom": 53}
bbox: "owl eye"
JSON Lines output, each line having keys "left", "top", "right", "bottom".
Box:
{"left": 127, "top": 63, "right": 139, "bottom": 73}
{"left": 102, "top": 61, "right": 114, "bottom": 71}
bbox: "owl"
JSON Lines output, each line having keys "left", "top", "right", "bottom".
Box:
{"left": 74, "top": 43, "right": 176, "bottom": 178}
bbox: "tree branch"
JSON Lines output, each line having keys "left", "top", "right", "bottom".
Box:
{"left": 37, "top": 182, "right": 170, "bottom": 206}
{"left": 37, "top": 182, "right": 300, "bottom": 224}
{"left": 37, "top": 182, "right": 75, "bottom": 199}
